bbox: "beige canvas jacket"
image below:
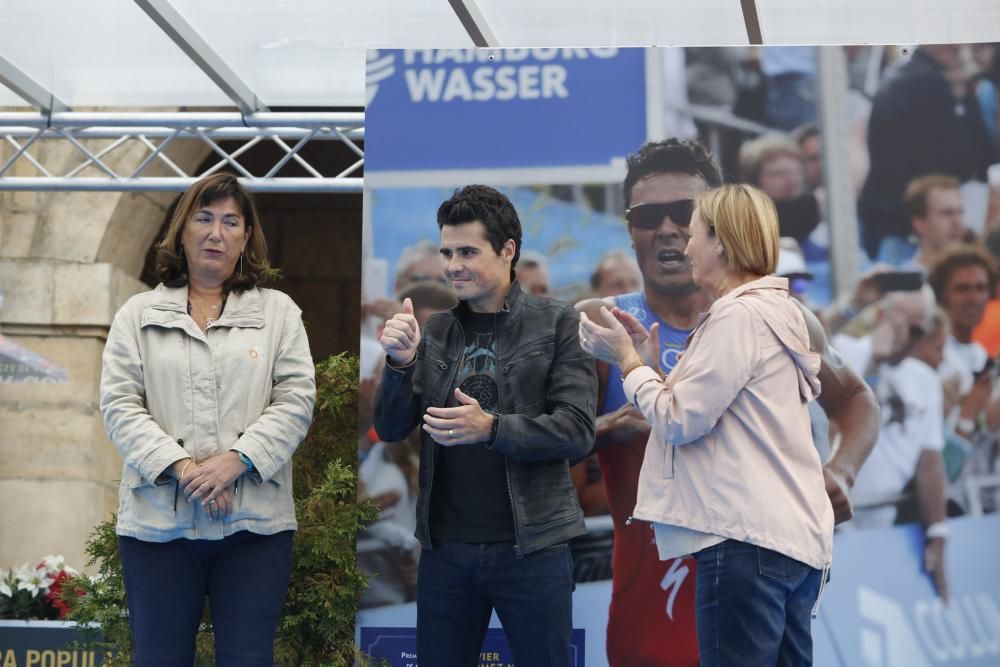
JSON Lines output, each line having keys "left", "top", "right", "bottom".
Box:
{"left": 624, "top": 276, "right": 833, "bottom": 570}
{"left": 100, "top": 284, "right": 316, "bottom": 542}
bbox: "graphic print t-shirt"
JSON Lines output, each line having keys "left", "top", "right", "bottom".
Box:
{"left": 429, "top": 311, "right": 516, "bottom": 543}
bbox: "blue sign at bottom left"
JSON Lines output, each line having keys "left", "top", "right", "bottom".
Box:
{"left": 359, "top": 627, "right": 586, "bottom": 667}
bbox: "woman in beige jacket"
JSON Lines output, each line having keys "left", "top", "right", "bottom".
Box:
{"left": 100, "top": 174, "right": 315, "bottom": 666}
{"left": 580, "top": 184, "right": 833, "bottom": 666}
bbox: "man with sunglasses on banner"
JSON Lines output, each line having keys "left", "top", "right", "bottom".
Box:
{"left": 576, "top": 138, "right": 880, "bottom": 667}
{"left": 375, "top": 185, "right": 597, "bottom": 667}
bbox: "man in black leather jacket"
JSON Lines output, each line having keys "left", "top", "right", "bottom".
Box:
{"left": 374, "top": 184, "right": 597, "bottom": 667}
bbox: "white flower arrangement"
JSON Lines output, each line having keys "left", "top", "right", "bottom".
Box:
{"left": 0, "top": 555, "right": 82, "bottom": 620}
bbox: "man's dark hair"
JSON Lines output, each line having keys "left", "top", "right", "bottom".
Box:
{"left": 790, "top": 122, "right": 820, "bottom": 146}
{"left": 623, "top": 138, "right": 724, "bottom": 208}
{"left": 437, "top": 184, "right": 522, "bottom": 280}
{"left": 928, "top": 244, "right": 998, "bottom": 305}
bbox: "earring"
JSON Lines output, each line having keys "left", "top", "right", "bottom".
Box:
{"left": 239, "top": 252, "right": 244, "bottom": 275}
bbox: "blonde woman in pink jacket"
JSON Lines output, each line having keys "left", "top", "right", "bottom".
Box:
{"left": 580, "top": 184, "right": 834, "bottom": 666}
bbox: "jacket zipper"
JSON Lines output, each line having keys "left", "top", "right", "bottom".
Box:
{"left": 424, "top": 314, "right": 465, "bottom": 548}
{"left": 502, "top": 348, "right": 546, "bottom": 373}
{"left": 493, "top": 311, "right": 525, "bottom": 558}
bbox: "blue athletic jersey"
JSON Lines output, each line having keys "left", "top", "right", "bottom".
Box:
{"left": 600, "top": 292, "right": 694, "bottom": 415}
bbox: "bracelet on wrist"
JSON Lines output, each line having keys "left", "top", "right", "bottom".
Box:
{"left": 620, "top": 358, "right": 645, "bottom": 382}
{"left": 956, "top": 416, "right": 977, "bottom": 436}
{"left": 234, "top": 450, "right": 254, "bottom": 472}
{"left": 925, "top": 521, "right": 949, "bottom": 540}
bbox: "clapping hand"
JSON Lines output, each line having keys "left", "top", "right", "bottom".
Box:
{"left": 611, "top": 307, "right": 660, "bottom": 369}
{"left": 579, "top": 306, "right": 657, "bottom": 370}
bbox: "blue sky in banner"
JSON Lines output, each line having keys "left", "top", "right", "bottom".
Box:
{"left": 365, "top": 48, "right": 647, "bottom": 171}
{"left": 370, "top": 187, "right": 631, "bottom": 295}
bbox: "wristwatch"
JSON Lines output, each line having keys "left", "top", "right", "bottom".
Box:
{"left": 487, "top": 413, "right": 500, "bottom": 444}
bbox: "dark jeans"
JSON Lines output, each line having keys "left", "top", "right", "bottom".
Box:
{"left": 765, "top": 73, "right": 817, "bottom": 131}
{"left": 416, "top": 541, "right": 574, "bottom": 667}
{"left": 694, "top": 539, "right": 822, "bottom": 667}
{"left": 119, "top": 530, "right": 294, "bottom": 667}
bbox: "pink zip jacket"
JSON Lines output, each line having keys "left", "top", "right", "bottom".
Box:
{"left": 623, "top": 276, "right": 833, "bottom": 571}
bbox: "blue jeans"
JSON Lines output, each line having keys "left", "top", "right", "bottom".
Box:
{"left": 416, "top": 541, "right": 574, "bottom": 667}
{"left": 119, "top": 530, "right": 294, "bottom": 667}
{"left": 694, "top": 540, "right": 822, "bottom": 667}
{"left": 766, "top": 74, "right": 817, "bottom": 131}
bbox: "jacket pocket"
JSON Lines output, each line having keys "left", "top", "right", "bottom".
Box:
{"left": 757, "top": 546, "right": 809, "bottom": 582}
{"left": 502, "top": 341, "right": 554, "bottom": 412}
{"left": 232, "top": 465, "right": 292, "bottom": 524}
{"left": 121, "top": 466, "right": 195, "bottom": 531}
{"left": 414, "top": 340, "right": 450, "bottom": 401}
{"left": 123, "top": 466, "right": 152, "bottom": 490}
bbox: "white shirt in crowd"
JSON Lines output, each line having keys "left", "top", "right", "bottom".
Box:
{"left": 831, "top": 334, "right": 945, "bottom": 528}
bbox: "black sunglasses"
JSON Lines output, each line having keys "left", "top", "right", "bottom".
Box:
{"left": 625, "top": 199, "right": 695, "bottom": 230}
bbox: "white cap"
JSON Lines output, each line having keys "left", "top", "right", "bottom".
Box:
{"left": 775, "top": 237, "right": 813, "bottom": 280}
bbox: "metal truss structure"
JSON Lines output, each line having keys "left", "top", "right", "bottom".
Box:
{"left": 0, "top": 0, "right": 365, "bottom": 193}
{"left": 0, "top": 112, "right": 363, "bottom": 192}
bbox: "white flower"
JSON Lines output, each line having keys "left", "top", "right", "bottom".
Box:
{"left": 41, "top": 555, "right": 78, "bottom": 576}
{"left": 0, "top": 569, "right": 11, "bottom": 597}
{"left": 15, "top": 563, "right": 54, "bottom": 597}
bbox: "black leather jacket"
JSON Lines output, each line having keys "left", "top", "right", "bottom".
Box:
{"left": 374, "top": 281, "right": 597, "bottom": 556}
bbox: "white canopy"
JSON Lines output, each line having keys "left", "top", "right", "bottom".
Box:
{"left": 1, "top": 0, "right": 998, "bottom": 111}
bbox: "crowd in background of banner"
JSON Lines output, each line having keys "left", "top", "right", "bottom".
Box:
{"left": 358, "top": 45, "right": 1000, "bottom": 666}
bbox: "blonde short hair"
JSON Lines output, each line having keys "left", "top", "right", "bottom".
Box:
{"left": 694, "top": 184, "right": 779, "bottom": 276}
{"left": 903, "top": 174, "right": 960, "bottom": 220}
{"left": 738, "top": 133, "right": 801, "bottom": 184}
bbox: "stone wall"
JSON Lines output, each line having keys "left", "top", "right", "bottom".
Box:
{"left": 0, "top": 126, "right": 210, "bottom": 572}
{"left": 0, "top": 126, "right": 363, "bottom": 573}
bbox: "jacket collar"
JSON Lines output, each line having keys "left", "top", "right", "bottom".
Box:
{"left": 692, "top": 275, "right": 790, "bottom": 331}
{"left": 450, "top": 279, "right": 523, "bottom": 319}
{"left": 716, "top": 275, "right": 788, "bottom": 303}
{"left": 143, "top": 283, "right": 265, "bottom": 330}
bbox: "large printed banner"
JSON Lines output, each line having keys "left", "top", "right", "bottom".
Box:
{"left": 358, "top": 45, "right": 1000, "bottom": 666}
{"left": 358, "top": 628, "right": 586, "bottom": 667}
{"left": 818, "top": 515, "right": 1000, "bottom": 667}
{"left": 365, "top": 48, "right": 647, "bottom": 173}
{"left": 0, "top": 621, "right": 111, "bottom": 667}
{"left": 356, "top": 516, "right": 1000, "bottom": 666}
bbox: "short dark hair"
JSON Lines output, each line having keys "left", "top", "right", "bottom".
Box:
{"left": 437, "top": 185, "right": 522, "bottom": 280}
{"left": 928, "top": 245, "right": 997, "bottom": 304}
{"left": 155, "top": 173, "right": 270, "bottom": 292}
{"left": 624, "top": 138, "right": 723, "bottom": 208}
{"left": 790, "top": 122, "right": 820, "bottom": 146}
